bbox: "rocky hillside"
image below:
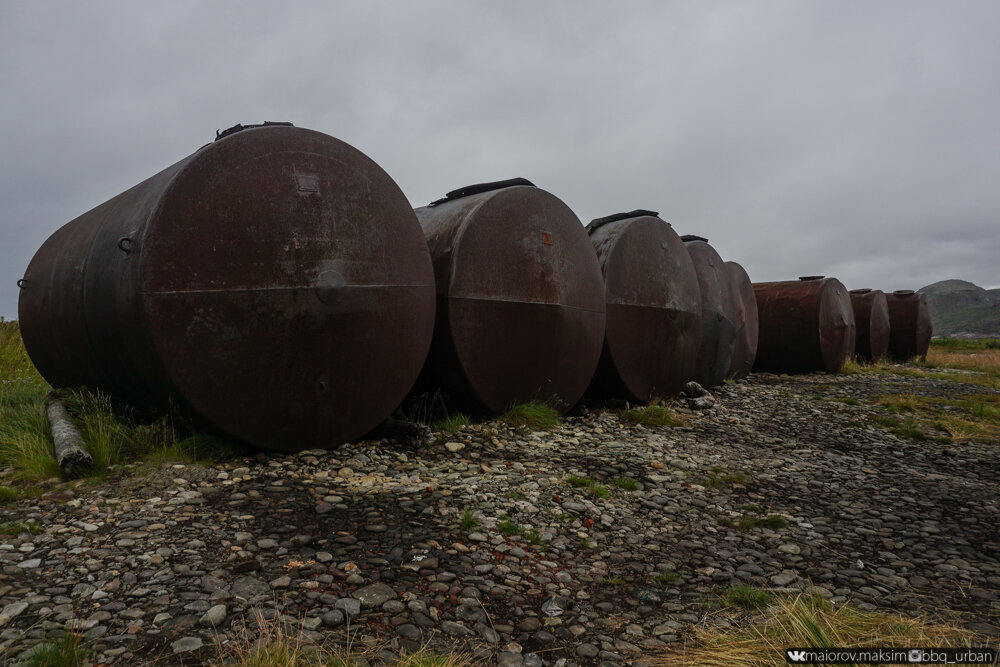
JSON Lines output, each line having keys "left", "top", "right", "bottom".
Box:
{"left": 918, "top": 279, "right": 1000, "bottom": 337}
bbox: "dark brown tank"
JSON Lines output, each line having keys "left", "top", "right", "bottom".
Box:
{"left": 17, "top": 123, "right": 436, "bottom": 452}
{"left": 849, "top": 289, "right": 890, "bottom": 362}
{"left": 414, "top": 179, "right": 606, "bottom": 415}
{"left": 723, "top": 261, "right": 759, "bottom": 379}
{"left": 682, "top": 236, "right": 736, "bottom": 388}
{"left": 885, "top": 290, "right": 932, "bottom": 361}
{"left": 585, "top": 211, "right": 701, "bottom": 401}
{"left": 753, "top": 276, "right": 855, "bottom": 374}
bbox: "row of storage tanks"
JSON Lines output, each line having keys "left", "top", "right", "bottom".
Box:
{"left": 16, "top": 124, "right": 932, "bottom": 453}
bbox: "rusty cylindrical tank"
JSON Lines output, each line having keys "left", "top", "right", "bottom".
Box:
{"left": 585, "top": 211, "right": 701, "bottom": 401}
{"left": 414, "top": 178, "right": 606, "bottom": 414}
{"left": 18, "top": 123, "right": 436, "bottom": 452}
{"left": 723, "top": 261, "right": 759, "bottom": 379}
{"left": 849, "top": 289, "right": 890, "bottom": 362}
{"left": 752, "top": 276, "right": 856, "bottom": 374}
{"left": 682, "top": 236, "right": 736, "bottom": 388}
{"left": 885, "top": 290, "right": 932, "bottom": 361}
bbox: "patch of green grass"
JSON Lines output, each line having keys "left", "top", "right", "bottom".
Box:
{"left": 740, "top": 503, "right": 762, "bottom": 514}
{"left": 601, "top": 576, "right": 625, "bottom": 587}
{"left": 0, "top": 520, "right": 43, "bottom": 535}
{"left": 504, "top": 490, "right": 527, "bottom": 500}
{"left": 2, "top": 322, "right": 246, "bottom": 481}
{"left": 24, "top": 632, "right": 87, "bottom": 667}
{"left": 587, "top": 484, "right": 610, "bottom": 499}
{"left": 501, "top": 402, "right": 561, "bottom": 431}
{"left": 719, "top": 584, "right": 774, "bottom": 610}
{"left": 868, "top": 414, "right": 901, "bottom": 428}
{"left": 565, "top": 474, "right": 593, "bottom": 488}
{"left": 611, "top": 476, "right": 639, "bottom": 491}
{"left": 931, "top": 338, "right": 1000, "bottom": 352}
{"left": 839, "top": 358, "right": 865, "bottom": 375}
{"left": 652, "top": 570, "right": 679, "bottom": 587}
{"left": 0, "top": 486, "right": 17, "bottom": 503}
{"left": 432, "top": 412, "right": 471, "bottom": 434}
{"left": 879, "top": 394, "right": 920, "bottom": 413}
{"left": 621, "top": 404, "right": 686, "bottom": 427}
{"left": 701, "top": 470, "right": 747, "bottom": 488}
{"left": 829, "top": 396, "right": 860, "bottom": 406}
{"left": 524, "top": 529, "right": 542, "bottom": 545}
{"left": 497, "top": 519, "right": 520, "bottom": 536}
{"left": 459, "top": 510, "right": 480, "bottom": 531}
{"left": 759, "top": 515, "right": 789, "bottom": 529}
{"left": 890, "top": 417, "right": 926, "bottom": 441}
{"left": 577, "top": 536, "right": 591, "bottom": 549}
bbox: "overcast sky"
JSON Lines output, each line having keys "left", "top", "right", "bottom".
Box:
{"left": 2, "top": 1, "right": 998, "bottom": 319}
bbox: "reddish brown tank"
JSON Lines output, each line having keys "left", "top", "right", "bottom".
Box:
{"left": 585, "top": 211, "right": 702, "bottom": 401}
{"left": 18, "top": 124, "right": 436, "bottom": 452}
{"left": 682, "top": 236, "right": 736, "bottom": 387}
{"left": 414, "top": 179, "right": 606, "bottom": 414}
{"left": 849, "top": 289, "right": 890, "bottom": 362}
{"left": 724, "top": 261, "right": 759, "bottom": 379}
{"left": 753, "top": 276, "right": 856, "bottom": 374}
{"left": 885, "top": 290, "right": 932, "bottom": 361}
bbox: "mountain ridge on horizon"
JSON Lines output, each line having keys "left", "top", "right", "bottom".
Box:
{"left": 918, "top": 279, "right": 1000, "bottom": 338}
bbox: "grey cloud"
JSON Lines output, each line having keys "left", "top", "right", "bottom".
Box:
{"left": 2, "top": 0, "right": 998, "bottom": 318}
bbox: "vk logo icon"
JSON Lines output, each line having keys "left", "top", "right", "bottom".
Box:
{"left": 786, "top": 650, "right": 809, "bottom": 663}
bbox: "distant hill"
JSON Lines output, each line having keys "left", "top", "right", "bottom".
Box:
{"left": 918, "top": 279, "right": 1000, "bottom": 338}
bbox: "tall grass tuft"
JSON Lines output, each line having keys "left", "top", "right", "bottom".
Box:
{"left": 23, "top": 632, "right": 88, "bottom": 667}
{"left": 501, "top": 402, "right": 561, "bottom": 431}
{"left": 654, "top": 594, "right": 990, "bottom": 666}
{"left": 1, "top": 321, "right": 245, "bottom": 482}
{"left": 622, "top": 404, "right": 686, "bottom": 427}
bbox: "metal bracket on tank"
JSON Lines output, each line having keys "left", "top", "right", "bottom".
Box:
{"left": 215, "top": 121, "right": 295, "bottom": 142}
{"left": 680, "top": 234, "right": 708, "bottom": 243}
{"left": 117, "top": 237, "right": 134, "bottom": 255}
{"left": 17, "top": 278, "right": 27, "bottom": 289}
{"left": 585, "top": 209, "right": 659, "bottom": 235}
{"left": 427, "top": 177, "right": 536, "bottom": 207}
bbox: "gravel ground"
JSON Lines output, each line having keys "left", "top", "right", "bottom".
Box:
{"left": 1, "top": 369, "right": 998, "bottom": 666}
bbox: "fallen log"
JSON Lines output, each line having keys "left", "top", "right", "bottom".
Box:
{"left": 46, "top": 392, "right": 93, "bottom": 478}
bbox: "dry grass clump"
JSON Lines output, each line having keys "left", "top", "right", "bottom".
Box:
{"left": 222, "top": 609, "right": 472, "bottom": 666}
{"left": 653, "top": 594, "right": 993, "bottom": 666}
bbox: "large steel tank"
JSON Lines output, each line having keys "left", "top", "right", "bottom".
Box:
{"left": 753, "top": 276, "right": 856, "bottom": 374}
{"left": 885, "top": 290, "right": 932, "bottom": 361}
{"left": 414, "top": 179, "right": 606, "bottom": 414}
{"left": 682, "top": 236, "right": 736, "bottom": 387}
{"left": 849, "top": 289, "right": 890, "bottom": 362}
{"left": 723, "top": 261, "right": 759, "bottom": 379}
{"left": 585, "top": 211, "right": 701, "bottom": 401}
{"left": 18, "top": 123, "right": 436, "bottom": 452}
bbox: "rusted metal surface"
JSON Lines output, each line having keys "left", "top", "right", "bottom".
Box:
{"left": 682, "top": 236, "right": 736, "bottom": 387}
{"left": 849, "top": 289, "right": 890, "bottom": 362}
{"left": 752, "top": 276, "right": 856, "bottom": 374}
{"left": 18, "top": 124, "right": 436, "bottom": 452}
{"left": 885, "top": 290, "right": 932, "bottom": 361}
{"left": 585, "top": 211, "right": 701, "bottom": 401}
{"left": 723, "top": 261, "right": 758, "bottom": 379}
{"left": 415, "top": 180, "right": 606, "bottom": 414}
